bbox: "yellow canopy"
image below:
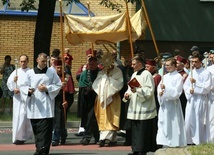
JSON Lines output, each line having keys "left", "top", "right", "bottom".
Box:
{"left": 64, "top": 8, "right": 147, "bottom": 45}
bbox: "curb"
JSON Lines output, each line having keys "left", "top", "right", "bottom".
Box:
{"left": 155, "top": 147, "right": 191, "bottom": 155}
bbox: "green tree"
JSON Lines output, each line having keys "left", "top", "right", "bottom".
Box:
{"left": 1, "top": 0, "right": 138, "bottom": 12}
{"left": 99, "top": 0, "right": 141, "bottom": 12}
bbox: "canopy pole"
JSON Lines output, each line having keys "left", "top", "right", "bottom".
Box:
{"left": 59, "top": 0, "right": 67, "bottom": 126}
{"left": 87, "top": 2, "right": 95, "bottom": 56}
{"left": 125, "top": 1, "right": 134, "bottom": 58}
{"left": 141, "top": 0, "right": 159, "bottom": 56}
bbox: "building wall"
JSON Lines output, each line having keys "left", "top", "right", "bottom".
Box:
{"left": 2, "top": 0, "right": 212, "bottom": 87}
{"left": 0, "top": 0, "right": 136, "bottom": 86}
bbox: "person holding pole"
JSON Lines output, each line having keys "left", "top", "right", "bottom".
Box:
{"left": 52, "top": 58, "right": 74, "bottom": 146}
{"left": 184, "top": 51, "right": 211, "bottom": 145}
{"left": 7, "top": 54, "right": 33, "bottom": 144}
{"left": 157, "top": 57, "right": 186, "bottom": 147}
{"left": 25, "top": 53, "right": 62, "bottom": 155}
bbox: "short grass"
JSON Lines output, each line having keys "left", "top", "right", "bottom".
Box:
{"left": 67, "top": 112, "right": 80, "bottom": 121}
{"left": 0, "top": 96, "right": 80, "bottom": 121}
{"left": 0, "top": 112, "right": 12, "bottom": 121}
{"left": 0, "top": 98, "right": 80, "bottom": 121}
{"left": 0, "top": 111, "right": 80, "bottom": 121}
{"left": 188, "top": 143, "right": 214, "bottom": 155}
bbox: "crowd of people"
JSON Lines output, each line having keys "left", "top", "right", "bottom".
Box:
{"left": 1, "top": 45, "right": 214, "bottom": 155}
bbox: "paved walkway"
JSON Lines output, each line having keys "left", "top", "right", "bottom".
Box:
{"left": 0, "top": 122, "right": 153, "bottom": 155}
{"left": 0, "top": 121, "right": 191, "bottom": 155}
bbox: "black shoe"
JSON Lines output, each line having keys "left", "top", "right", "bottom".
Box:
{"left": 187, "top": 143, "right": 195, "bottom": 145}
{"left": 80, "top": 138, "right": 90, "bottom": 145}
{"left": 99, "top": 140, "right": 105, "bottom": 147}
{"left": 74, "top": 132, "right": 84, "bottom": 136}
{"left": 13, "top": 140, "right": 25, "bottom": 145}
{"left": 61, "top": 139, "right": 66, "bottom": 145}
{"left": 105, "top": 140, "right": 117, "bottom": 146}
{"left": 52, "top": 141, "right": 59, "bottom": 146}
{"left": 127, "top": 152, "right": 139, "bottom": 155}
{"left": 33, "top": 152, "right": 46, "bottom": 155}
{"left": 34, "top": 147, "right": 46, "bottom": 155}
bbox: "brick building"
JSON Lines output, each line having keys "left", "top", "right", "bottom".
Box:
{"left": 1, "top": 0, "right": 214, "bottom": 88}
{"left": 0, "top": 0, "right": 135, "bottom": 87}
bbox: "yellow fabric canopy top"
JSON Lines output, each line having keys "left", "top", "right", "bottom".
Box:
{"left": 64, "top": 8, "right": 147, "bottom": 45}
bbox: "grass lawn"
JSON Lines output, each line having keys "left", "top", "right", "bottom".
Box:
{"left": 0, "top": 111, "right": 80, "bottom": 122}
{"left": 0, "top": 99, "right": 80, "bottom": 121}
{"left": 188, "top": 143, "right": 214, "bottom": 155}
{"left": 0, "top": 112, "right": 12, "bottom": 121}
{"left": 0, "top": 76, "right": 80, "bottom": 122}
{"left": 0, "top": 93, "right": 80, "bottom": 121}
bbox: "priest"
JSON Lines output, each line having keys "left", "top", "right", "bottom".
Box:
{"left": 92, "top": 51, "right": 123, "bottom": 147}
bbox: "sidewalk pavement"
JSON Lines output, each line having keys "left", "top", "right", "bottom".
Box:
{"left": 0, "top": 121, "right": 191, "bottom": 155}
{"left": 0, "top": 121, "right": 153, "bottom": 155}
{"left": 155, "top": 148, "right": 191, "bottom": 155}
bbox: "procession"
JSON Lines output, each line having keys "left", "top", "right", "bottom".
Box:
{"left": 1, "top": 0, "right": 214, "bottom": 155}
{"left": 0, "top": 46, "right": 213, "bottom": 155}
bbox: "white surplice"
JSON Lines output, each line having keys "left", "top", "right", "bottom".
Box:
{"left": 206, "top": 65, "right": 214, "bottom": 142}
{"left": 93, "top": 66, "right": 123, "bottom": 110}
{"left": 157, "top": 71, "right": 186, "bottom": 147}
{"left": 184, "top": 67, "right": 211, "bottom": 145}
{"left": 23, "top": 68, "right": 62, "bottom": 119}
{"left": 7, "top": 67, "right": 33, "bottom": 143}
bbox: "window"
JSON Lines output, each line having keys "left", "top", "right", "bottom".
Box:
{"left": 0, "top": 0, "right": 94, "bottom": 16}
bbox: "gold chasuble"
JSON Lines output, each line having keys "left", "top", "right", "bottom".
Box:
{"left": 95, "top": 93, "right": 121, "bottom": 131}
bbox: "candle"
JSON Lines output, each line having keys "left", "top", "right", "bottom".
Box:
{"left": 203, "top": 51, "right": 209, "bottom": 69}
{"left": 161, "top": 58, "right": 165, "bottom": 84}
{"left": 188, "top": 55, "right": 193, "bottom": 89}
{"left": 47, "top": 56, "right": 50, "bottom": 68}
{"left": 14, "top": 58, "right": 19, "bottom": 88}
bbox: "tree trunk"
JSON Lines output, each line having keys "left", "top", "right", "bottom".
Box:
{"left": 34, "top": 0, "right": 56, "bottom": 67}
